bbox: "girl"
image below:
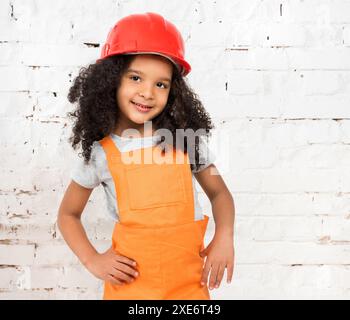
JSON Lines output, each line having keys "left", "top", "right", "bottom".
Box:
{"left": 57, "top": 12, "right": 235, "bottom": 300}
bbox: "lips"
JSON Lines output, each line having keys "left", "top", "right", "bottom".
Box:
{"left": 132, "top": 101, "right": 153, "bottom": 112}
{"left": 132, "top": 101, "right": 152, "bottom": 108}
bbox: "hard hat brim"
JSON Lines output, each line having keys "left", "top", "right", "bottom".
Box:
{"left": 97, "top": 51, "right": 191, "bottom": 77}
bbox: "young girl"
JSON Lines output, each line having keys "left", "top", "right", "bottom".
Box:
{"left": 57, "top": 12, "right": 235, "bottom": 300}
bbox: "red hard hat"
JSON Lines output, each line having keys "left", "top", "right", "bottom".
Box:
{"left": 99, "top": 12, "right": 191, "bottom": 76}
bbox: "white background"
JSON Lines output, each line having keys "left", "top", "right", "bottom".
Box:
{"left": 1, "top": 0, "right": 350, "bottom": 299}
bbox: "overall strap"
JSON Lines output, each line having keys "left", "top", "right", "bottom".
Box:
{"left": 99, "top": 135, "right": 121, "bottom": 160}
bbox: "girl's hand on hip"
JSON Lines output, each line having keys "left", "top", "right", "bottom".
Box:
{"left": 199, "top": 233, "right": 234, "bottom": 290}
{"left": 85, "top": 246, "right": 139, "bottom": 286}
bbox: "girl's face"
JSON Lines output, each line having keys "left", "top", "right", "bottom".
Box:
{"left": 115, "top": 54, "right": 173, "bottom": 136}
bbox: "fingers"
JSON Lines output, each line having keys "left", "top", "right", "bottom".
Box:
{"left": 200, "top": 260, "right": 211, "bottom": 287}
{"left": 115, "top": 253, "right": 137, "bottom": 268}
{"left": 113, "top": 261, "right": 139, "bottom": 278}
{"left": 208, "top": 263, "right": 219, "bottom": 290}
{"left": 106, "top": 274, "right": 125, "bottom": 286}
{"left": 214, "top": 263, "right": 225, "bottom": 288}
{"left": 111, "top": 267, "right": 136, "bottom": 283}
{"left": 227, "top": 262, "right": 234, "bottom": 284}
{"left": 110, "top": 257, "right": 139, "bottom": 283}
{"left": 201, "top": 261, "right": 233, "bottom": 289}
{"left": 113, "top": 253, "right": 139, "bottom": 279}
{"left": 106, "top": 249, "right": 139, "bottom": 284}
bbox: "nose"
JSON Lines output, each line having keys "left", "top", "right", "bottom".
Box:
{"left": 138, "top": 83, "right": 154, "bottom": 100}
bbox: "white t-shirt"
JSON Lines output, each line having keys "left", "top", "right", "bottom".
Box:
{"left": 70, "top": 133, "right": 215, "bottom": 221}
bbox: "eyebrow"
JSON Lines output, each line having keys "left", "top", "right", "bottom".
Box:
{"left": 126, "top": 68, "right": 172, "bottom": 83}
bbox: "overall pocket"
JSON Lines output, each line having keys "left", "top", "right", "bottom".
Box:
{"left": 125, "top": 163, "right": 186, "bottom": 210}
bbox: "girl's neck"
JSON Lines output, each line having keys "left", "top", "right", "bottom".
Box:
{"left": 113, "top": 125, "right": 156, "bottom": 139}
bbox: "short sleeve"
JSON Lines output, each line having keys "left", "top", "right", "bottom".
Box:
{"left": 70, "top": 144, "right": 101, "bottom": 189}
{"left": 191, "top": 136, "right": 216, "bottom": 173}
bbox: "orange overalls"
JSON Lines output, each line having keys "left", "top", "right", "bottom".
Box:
{"left": 99, "top": 136, "right": 210, "bottom": 300}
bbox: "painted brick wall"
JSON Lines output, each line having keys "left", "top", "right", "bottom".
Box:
{"left": 1, "top": 0, "right": 350, "bottom": 299}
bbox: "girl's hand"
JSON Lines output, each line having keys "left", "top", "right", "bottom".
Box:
{"left": 85, "top": 246, "right": 139, "bottom": 286}
{"left": 199, "top": 233, "right": 234, "bottom": 290}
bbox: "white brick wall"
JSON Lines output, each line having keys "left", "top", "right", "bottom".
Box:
{"left": 0, "top": 0, "right": 349, "bottom": 300}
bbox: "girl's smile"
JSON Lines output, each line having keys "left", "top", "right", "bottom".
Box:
{"left": 131, "top": 100, "right": 153, "bottom": 113}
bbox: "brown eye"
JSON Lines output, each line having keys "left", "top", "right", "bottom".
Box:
{"left": 157, "top": 82, "right": 168, "bottom": 89}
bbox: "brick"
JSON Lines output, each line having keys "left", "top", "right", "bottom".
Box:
{"left": 282, "top": 94, "right": 350, "bottom": 118}
{"left": 209, "top": 264, "right": 350, "bottom": 299}
{"left": 236, "top": 240, "right": 350, "bottom": 264}
{"left": 0, "top": 289, "right": 52, "bottom": 300}
{"left": 0, "top": 92, "right": 37, "bottom": 118}
{"left": 235, "top": 216, "right": 323, "bottom": 241}
{"left": 0, "top": 244, "right": 35, "bottom": 265}
{"left": 287, "top": 0, "right": 350, "bottom": 24}
{"left": 0, "top": 223, "right": 55, "bottom": 241}
{"left": 343, "top": 25, "right": 350, "bottom": 45}
{"left": 288, "top": 47, "right": 350, "bottom": 69}
{"left": 340, "top": 121, "right": 350, "bottom": 143}
{"left": 33, "top": 242, "right": 79, "bottom": 266}
{"left": 260, "top": 168, "right": 341, "bottom": 193}
{"left": 0, "top": 266, "right": 19, "bottom": 288}
{"left": 58, "top": 265, "right": 100, "bottom": 288}
{"left": 30, "top": 266, "right": 62, "bottom": 289}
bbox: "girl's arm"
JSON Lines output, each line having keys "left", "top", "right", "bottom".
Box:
{"left": 194, "top": 164, "right": 235, "bottom": 288}
{"left": 57, "top": 180, "right": 138, "bottom": 285}
{"left": 57, "top": 180, "right": 98, "bottom": 266}
{"left": 194, "top": 164, "right": 235, "bottom": 237}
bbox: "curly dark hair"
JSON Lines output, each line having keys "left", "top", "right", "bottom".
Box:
{"left": 67, "top": 54, "right": 215, "bottom": 172}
